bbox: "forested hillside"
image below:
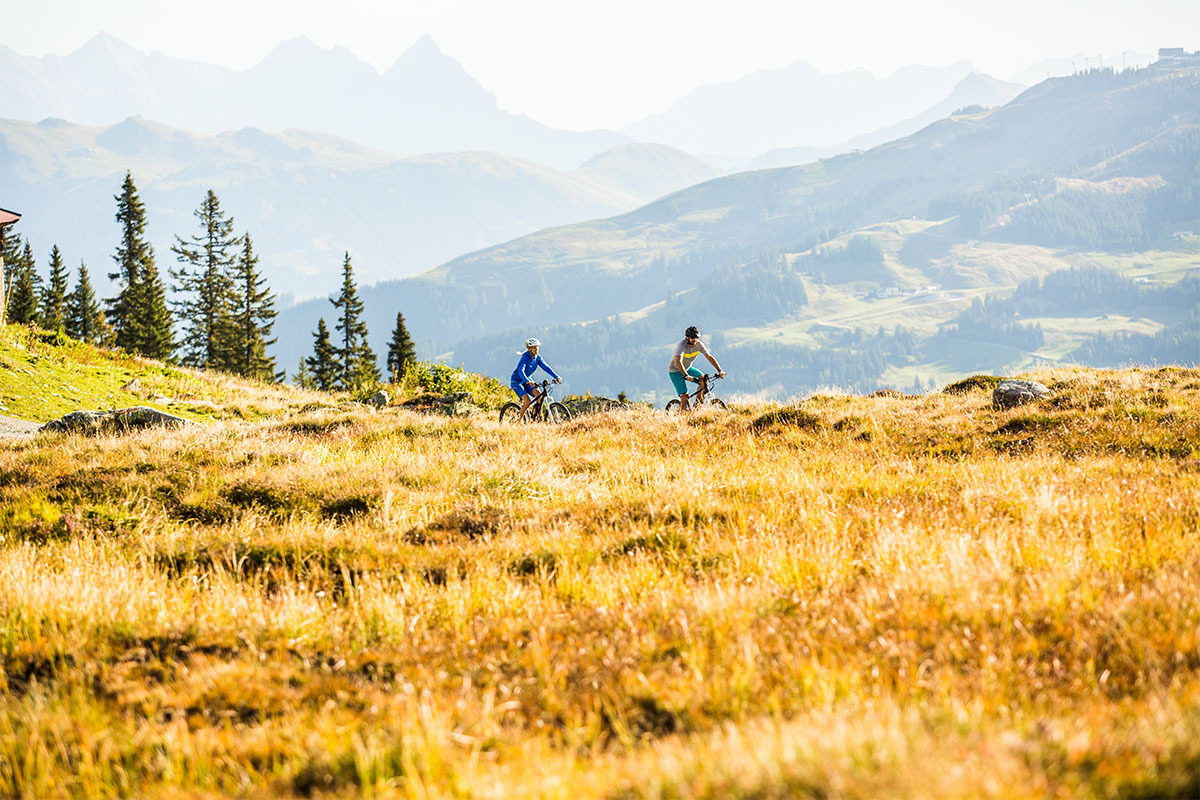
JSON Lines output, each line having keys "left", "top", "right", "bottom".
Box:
{"left": 276, "top": 63, "right": 1199, "bottom": 399}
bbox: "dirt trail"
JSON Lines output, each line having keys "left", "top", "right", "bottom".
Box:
{"left": 0, "top": 415, "right": 40, "bottom": 440}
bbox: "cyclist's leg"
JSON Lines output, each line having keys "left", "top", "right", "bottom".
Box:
{"left": 686, "top": 367, "right": 700, "bottom": 410}
{"left": 669, "top": 370, "right": 690, "bottom": 410}
{"left": 511, "top": 380, "right": 532, "bottom": 419}
{"left": 684, "top": 366, "right": 704, "bottom": 409}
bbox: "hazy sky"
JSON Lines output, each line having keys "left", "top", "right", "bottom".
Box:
{"left": 5, "top": 0, "right": 1196, "bottom": 130}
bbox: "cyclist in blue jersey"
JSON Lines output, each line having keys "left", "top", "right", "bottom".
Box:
{"left": 511, "top": 338, "right": 562, "bottom": 421}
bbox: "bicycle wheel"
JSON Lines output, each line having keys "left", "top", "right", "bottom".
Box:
{"left": 546, "top": 402, "right": 571, "bottom": 423}
{"left": 665, "top": 399, "right": 681, "bottom": 414}
{"left": 498, "top": 402, "right": 523, "bottom": 423}
{"left": 705, "top": 398, "right": 728, "bottom": 410}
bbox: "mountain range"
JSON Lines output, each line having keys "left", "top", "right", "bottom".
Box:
{"left": 3, "top": 34, "right": 1099, "bottom": 171}
{"left": 749, "top": 72, "right": 1027, "bottom": 170}
{"left": 0, "top": 116, "right": 720, "bottom": 298}
{"left": 622, "top": 60, "right": 1010, "bottom": 158}
{"left": 270, "top": 62, "right": 1200, "bottom": 397}
{"left": 0, "top": 33, "right": 626, "bottom": 170}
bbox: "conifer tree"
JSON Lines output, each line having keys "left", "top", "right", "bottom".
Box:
{"left": 294, "top": 357, "right": 315, "bottom": 390}
{"left": 227, "top": 234, "right": 278, "bottom": 381}
{"left": 330, "top": 252, "right": 379, "bottom": 388}
{"left": 305, "top": 317, "right": 339, "bottom": 391}
{"left": 139, "top": 257, "right": 175, "bottom": 361}
{"left": 7, "top": 242, "right": 41, "bottom": 326}
{"left": 386, "top": 310, "right": 417, "bottom": 382}
{"left": 0, "top": 226, "right": 23, "bottom": 321}
{"left": 66, "top": 262, "right": 111, "bottom": 345}
{"left": 41, "top": 245, "right": 70, "bottom": 333}
{"left": 108, "top": 171, "right": 173, "bottom": 359}
{"left": 171, "top": 190, "right": 238, "bottom": 369}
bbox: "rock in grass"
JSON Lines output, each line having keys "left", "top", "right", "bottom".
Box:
{"left": 40, "top": 406, "right": 194, "bottom": 434}
{"left": 370, "top": 390, "right": 390, "bottom": 409}
{"left": 992, "top": 379, "right": 1050, "bottom": 410}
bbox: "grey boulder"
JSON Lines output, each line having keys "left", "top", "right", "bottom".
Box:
{"left": 992, "top": 379, "right": 1051, "bottom": 409}
{"left": 40, "top": 406, "right": 194, "bottom": 434}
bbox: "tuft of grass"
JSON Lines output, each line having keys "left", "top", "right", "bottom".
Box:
{"left": 942, "top": 374, "right": 1003, "bottom": 394}
{"left": 750, "top": 406, "right": 822, "bottom": 432}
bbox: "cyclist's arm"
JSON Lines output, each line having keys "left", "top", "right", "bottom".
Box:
{"left": 536, "top": 356, "right": 561, "bottom": 382}
{"left": 670, "top": 354, "right": 693, "bottom": 380}
{"left": 704, "top": 353, "right": 725, "bottom": 377}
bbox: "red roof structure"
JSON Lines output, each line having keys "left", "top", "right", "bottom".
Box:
{"left": 0, "top": 208, "right": 20, "bottom": 228}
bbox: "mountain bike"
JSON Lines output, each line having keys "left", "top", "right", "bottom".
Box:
{"left": 499, "top": 380, "right": 572, "bottom": 423}
{"left": 665, "top": 374, "right": 727, "bottom": 414}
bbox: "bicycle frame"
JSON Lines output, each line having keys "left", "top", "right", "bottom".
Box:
{"left": 666, "top": 374, "right": 725, "bottom": 413}
{"left": 500, "top": 380, "right": 571, "bottom": 423}
{"left": 524, "top": 380, "right": 555, "bottom": 419}
{"left": 685, "top": 374, "right": 716, "bottom": 405}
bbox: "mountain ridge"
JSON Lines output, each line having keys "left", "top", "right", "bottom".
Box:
{"left": 0, "top": 33, "right": 627, "bottom": 169}
{"left": 270, "top": 63, "right": 1199, "bottom": 396}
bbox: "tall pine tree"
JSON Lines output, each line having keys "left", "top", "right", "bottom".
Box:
{"left": 108, "top": 172, "right": 173, "bottom": 359}
{"left": 227, "top": 234, "right": 278, "bottom": 381}
{"left": 41, "top": 245, "right": 69, "bottom": 333}
{"left": 330, "top": 252, "right": 379, "bottom": 389}
{"left": 305, "top": 317, "right": 339, "bottom": 391}
{"left": 171, "top": 190, "right": 238, "bottom": 369}
{"left": 66, "top": 262, "right": 111, "bottom": 345}
{"left": 7, "top": 242, "right": 41, "bottom": 326}
{"left": 386, "top": 310, "right": 417, "bottom": 382}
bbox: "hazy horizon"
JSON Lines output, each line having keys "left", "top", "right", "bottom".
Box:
{"left": 2, "top": 0, "right": 1195, "bottom": 131}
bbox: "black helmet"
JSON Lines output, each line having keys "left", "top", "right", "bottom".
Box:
{"left": 684, "top": 325, "right": 700, "bottom": 338}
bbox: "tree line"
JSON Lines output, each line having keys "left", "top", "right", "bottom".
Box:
{"left": 2, "top": 171, "right": 417, "bottom": 390}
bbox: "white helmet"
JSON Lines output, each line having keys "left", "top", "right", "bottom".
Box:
{"left": 525, "top": 337, "right": 541, "bottom": 348}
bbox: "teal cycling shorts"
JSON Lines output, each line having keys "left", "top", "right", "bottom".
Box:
{"left": 669, "top": 366, "right": 704, "bottom": 395}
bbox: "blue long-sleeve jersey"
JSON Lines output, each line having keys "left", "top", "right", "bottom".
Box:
{"left": 510, "top": 351, "right": 560, "bottom": 385}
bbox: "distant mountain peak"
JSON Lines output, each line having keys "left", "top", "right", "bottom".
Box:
{"left": 254, "top": 35, "right": 376, "bottom": 76}
{"left": 405, "top": 34, "right": 445, "bottom": 58}
{"left": 259, "top": 35, "right": 346, "bottom": 62}
{"left": 71, "top": 31, "right": 141, "bottom": 60}
{"left": 387, "top": 34, "right": 458, "bottom": 74}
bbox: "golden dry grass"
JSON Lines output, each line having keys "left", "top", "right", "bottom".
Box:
{"left": 1, "top": 364, "right": 1198, "bottom": 798}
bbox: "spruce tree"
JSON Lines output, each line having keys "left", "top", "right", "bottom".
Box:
{"left": 0, "top": 226, "right": 23, "bottom": 322}
{"left": 294, "top": 357, "right": 315, "bottom": 390}
{"left": 41, "top": 245, "right": 70, "bottom": 332}
{"left": 330, "top": 252, "right": 379, "bottom": 388}
{"left": 305, "top": 317, "right": 339, "bottom": 391}
{"left": 108, "top": 171, "right": 173, "bottom": 359}
{"left": 66, "top": 262, "right": 111, "bottom": 345}
{"left": 7, "top": 242, "right": 41, "bottom": 326}
{"left": 227, "top": 234, "right": 278, "bottom": 381}
{"left": 386, "top": 310, "right": 417, "bottom": 382}
{"left": 139, "top": 244, "right": 175, "bottom": 361}
{"left": 171, "top": 190, "right": 238, "bottom": 369}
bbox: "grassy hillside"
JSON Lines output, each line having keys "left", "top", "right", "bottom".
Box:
{"left": 2, "top": 334, "right": 1199, "bottom": 798}
{"left": 0, "top": 324, "right": 325, "bottom": 423}
{"left": 273, "top": 64, "right": 1200, "bottom": 396}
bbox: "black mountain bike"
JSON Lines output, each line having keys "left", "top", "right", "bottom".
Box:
{"left": 665, "top": 374, "right": 727, "bottom": 414}
{"left": 499, "top": 380, "right": 572, "bottom": 423}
